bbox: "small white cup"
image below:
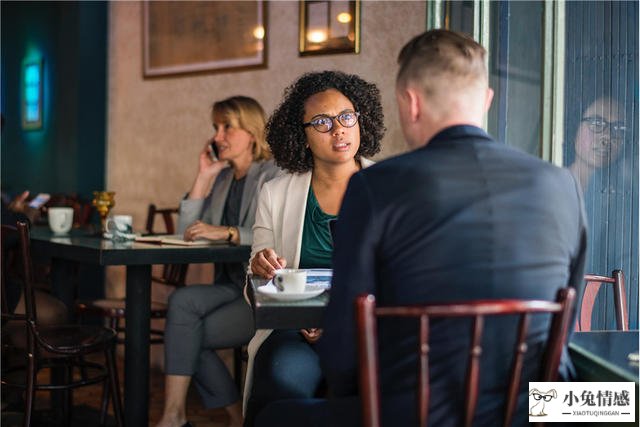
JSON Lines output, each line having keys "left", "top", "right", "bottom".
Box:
{"left": 106, "top": 215, "right": 133, "bottom": 232}
{"left": 105, "top": 215, "right": 133, "bottom": 241}
{"left": 274, "top": 269, "right": 307, "bottom": 293}
{"left": 48, "top": 207, "right": 74, "bottom": 234}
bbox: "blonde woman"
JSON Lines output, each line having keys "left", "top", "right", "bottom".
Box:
{"left": 157, "top": 96, "right": 281, "bottom": 427}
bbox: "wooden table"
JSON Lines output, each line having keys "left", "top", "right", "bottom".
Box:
{"left": 246, "top": 274, "right": 329, "bottom": 329}
{"left": 30, "top": 227, "right": 251, "bottom": 426}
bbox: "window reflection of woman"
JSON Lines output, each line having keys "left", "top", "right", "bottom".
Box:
{"left": 568, "top": 96, "right": 626, "bottom": 190}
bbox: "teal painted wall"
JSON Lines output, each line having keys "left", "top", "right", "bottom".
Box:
{"left": 1, "top": 1, "right": 107, "bottom": 202}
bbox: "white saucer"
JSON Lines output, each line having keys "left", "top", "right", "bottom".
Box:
{"left": 103, "top": 232, "right": 137, "bottom": 240}
{"left": 256, "top": 284, "right": 326, "bottom": 301}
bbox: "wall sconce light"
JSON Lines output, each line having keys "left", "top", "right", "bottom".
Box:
{"left": 22, "top": 58, "right": 43, "bottom": 130}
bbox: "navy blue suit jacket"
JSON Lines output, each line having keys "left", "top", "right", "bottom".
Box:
{"left": 318, "top": 125, "right": 587, "bottom": 426}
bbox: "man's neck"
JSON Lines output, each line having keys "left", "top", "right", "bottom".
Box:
{"left": 416, "top": 118, "right": 483, "bottom": 149}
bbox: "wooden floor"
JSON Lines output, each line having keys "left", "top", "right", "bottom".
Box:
{"left": 1, "top": 349, "right": 238, "bottom": 427}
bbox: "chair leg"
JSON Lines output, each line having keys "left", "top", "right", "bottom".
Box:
{"left": 105, "top": 345, "right": 124, "bottom": 427}
{"left": 99, "top": 378, "right": 110, "bottom": 426}
{"left": 23, "top": 352, "right": 36, "bottom": 427}
{"left": 61, "top": 365, "right": 73, "bottom": 426}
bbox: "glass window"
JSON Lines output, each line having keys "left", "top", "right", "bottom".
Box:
{"left": 487, "top": 1, "right": 544, "bottom": 156}
{"left": 563, "top": 1, "right": 638, "bottom": 329}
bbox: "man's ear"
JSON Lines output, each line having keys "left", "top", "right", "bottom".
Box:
{"left": 404, "top": 86, "right": 422, "bottom": 123}
{"left": 484, "top": 87, "right": 494, "bottom": 112}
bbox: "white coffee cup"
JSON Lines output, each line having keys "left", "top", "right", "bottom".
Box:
{"left": 48, "top": 207, "right": 74, "bottom": 234}
{"left": 106, "top": 214, "right": 133, "bottom": 232}
{"left": 105, "top": 215, "right": 133, "bottom": 241}
{"left": 273, "top": 269, "right": 307, "bottom": 294}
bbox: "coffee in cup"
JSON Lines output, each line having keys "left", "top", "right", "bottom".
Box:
{"left": 48, "top": 207, "right": 74, "bottom": 234}
{"left": 274, "top": 269, "right": 307, "bottom": 293}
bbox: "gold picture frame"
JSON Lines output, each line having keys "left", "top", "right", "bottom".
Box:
{"left": 143, "top": 1, "right": 267, "bottom": 77}
{"left": 299, "top": 0, "right": 360, "bottom": 56}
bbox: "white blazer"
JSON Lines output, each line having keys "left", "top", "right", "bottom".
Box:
{"left": 243, "top": 158, "right": 374, "bottom": 412}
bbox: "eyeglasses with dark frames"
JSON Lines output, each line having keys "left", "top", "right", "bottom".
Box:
{"left": 303, "top": 110, "right": 360, "bottom": 133}
{"left": 581, "top": 116, "right": 626, "bottom": 140}
{"left": 531, "top": 393, "right": 554, "bottom": 402}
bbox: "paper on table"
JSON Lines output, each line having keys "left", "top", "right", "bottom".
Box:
{"left": 134, "top": 234, "right": 226, "bottom": 246}
{"left": 305, "top": 268, "right": 332, "bottom": 289}
{"left": 265, "top": 268, "right": 333, "bottom": 290}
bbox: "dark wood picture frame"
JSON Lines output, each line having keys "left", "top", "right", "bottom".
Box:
{"left": 143, "top": 1, "right": 267, "bottom": 77}
{"left": 299, "top": 0, "right": 360, "bottom": 56}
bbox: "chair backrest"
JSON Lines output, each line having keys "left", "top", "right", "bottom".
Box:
{"left": 1, "top": 222, "right": 38, "bottom": 325}
{"left": 576, "top": 270, "right": 628, "bottom": 331}
{"left": 71, "top": 198, "right": 94, "bottom": 227}
{"left": 144, "top": 204, "right": 188, "bottom": 287}
{"left": 145, "top": 203, "right": 179, "bottom": 235}
{"left": 1, "top": 224, "right": 17, "bottom": 317}
{"left": 356, "top": 288, "right": 576, "bottom": 427}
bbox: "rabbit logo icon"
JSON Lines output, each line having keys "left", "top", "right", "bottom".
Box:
{"left": 529, "top": 388, "right": 557, "bottom": 416}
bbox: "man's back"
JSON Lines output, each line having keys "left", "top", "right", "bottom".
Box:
{"left": 321, "top": 125, "right": 587, "bottom": 426}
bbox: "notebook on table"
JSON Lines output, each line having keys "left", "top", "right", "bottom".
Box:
{"left": 134, "top": 234, "right": 226, "bottom": 246}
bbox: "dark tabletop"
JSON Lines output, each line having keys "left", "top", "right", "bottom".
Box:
{"left": 247, "top": 274, "right": 329, "bottom": 329}
{"left": 30, "top": 227, "right": 251, "bottom": 265}
{"left": 569, "top": 330, "right": 639, "bottom": 383}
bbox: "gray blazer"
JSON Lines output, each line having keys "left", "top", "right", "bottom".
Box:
{"left": 178, "top": 159, "right": 281, "bottom": 285}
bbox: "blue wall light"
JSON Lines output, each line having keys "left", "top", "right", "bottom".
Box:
{"left": 22, "top": 58, "right": 43, "bottom": 130}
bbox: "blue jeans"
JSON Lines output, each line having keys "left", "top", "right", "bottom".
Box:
{"left": 244, "top": 329, "right": 324, "bottom": 426}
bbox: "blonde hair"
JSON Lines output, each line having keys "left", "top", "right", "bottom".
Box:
{"left": 397, "top": 30, "right": 487, "bottom": 100}
{"left": 212, "top": 96, "right": 272, "bottom": 161}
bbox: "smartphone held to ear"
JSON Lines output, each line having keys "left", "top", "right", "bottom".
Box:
{"left": 209, "top": 142, "right": 219, "bottom": 161}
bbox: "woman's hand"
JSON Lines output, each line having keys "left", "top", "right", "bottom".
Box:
{"left": 250, "top": 248, "right": 287, "bottom": 279}
{"left": 300, "top": 328, "right": 322, "bottom": 344}
{"left": 183, "top": 221, "right": 229, "bottom": 242}
{"left": 188, "top": 141, "right": 229, "bottom": 200}
{"left": 198, "top": 139, "right": 228, "bottom": 178}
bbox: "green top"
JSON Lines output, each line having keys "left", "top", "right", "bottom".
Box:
{"left": 299, "top": 185, "right": 337, "bottom": 269}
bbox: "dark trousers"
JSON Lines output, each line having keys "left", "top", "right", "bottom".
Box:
{"left": 244, "top": 329, "right": 324, "bottom": 426}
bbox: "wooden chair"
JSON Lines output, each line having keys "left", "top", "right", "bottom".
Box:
{"left": 1, "top": 222, "right": 123, "bottom": 427}
{"left": 576, "top": 270, "right": 628, "bottom": 331}
{"left": 356, "top": 288, "right": 576, "bottom": 427}
{"left": 75, "top": 204, "right": 188, "bottom": 344}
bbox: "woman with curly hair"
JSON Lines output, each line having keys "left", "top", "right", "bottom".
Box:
{"left": 244, "top": 70, "right": 385, "bottom": 425}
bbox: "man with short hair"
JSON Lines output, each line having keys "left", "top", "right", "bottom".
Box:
{"left": 255, "top": 29, "right": 587, "bottom": 427}
{"left": 319, "top": 29, "right": 587, "bottom": 426}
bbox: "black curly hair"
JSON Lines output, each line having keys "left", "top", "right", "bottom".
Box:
{"left": 266, "top": 70, "right": 385, "bottom": 173}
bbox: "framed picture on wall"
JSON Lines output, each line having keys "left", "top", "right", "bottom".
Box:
{"left": 299, "top": 0, "right": 360, "bottom": 56}
{"left": 143, "top": 1, "right": 267, "bottom": 76}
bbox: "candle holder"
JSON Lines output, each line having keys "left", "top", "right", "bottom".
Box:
{"left": 92, "top": 191, "right": 115, "bottom": 234}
